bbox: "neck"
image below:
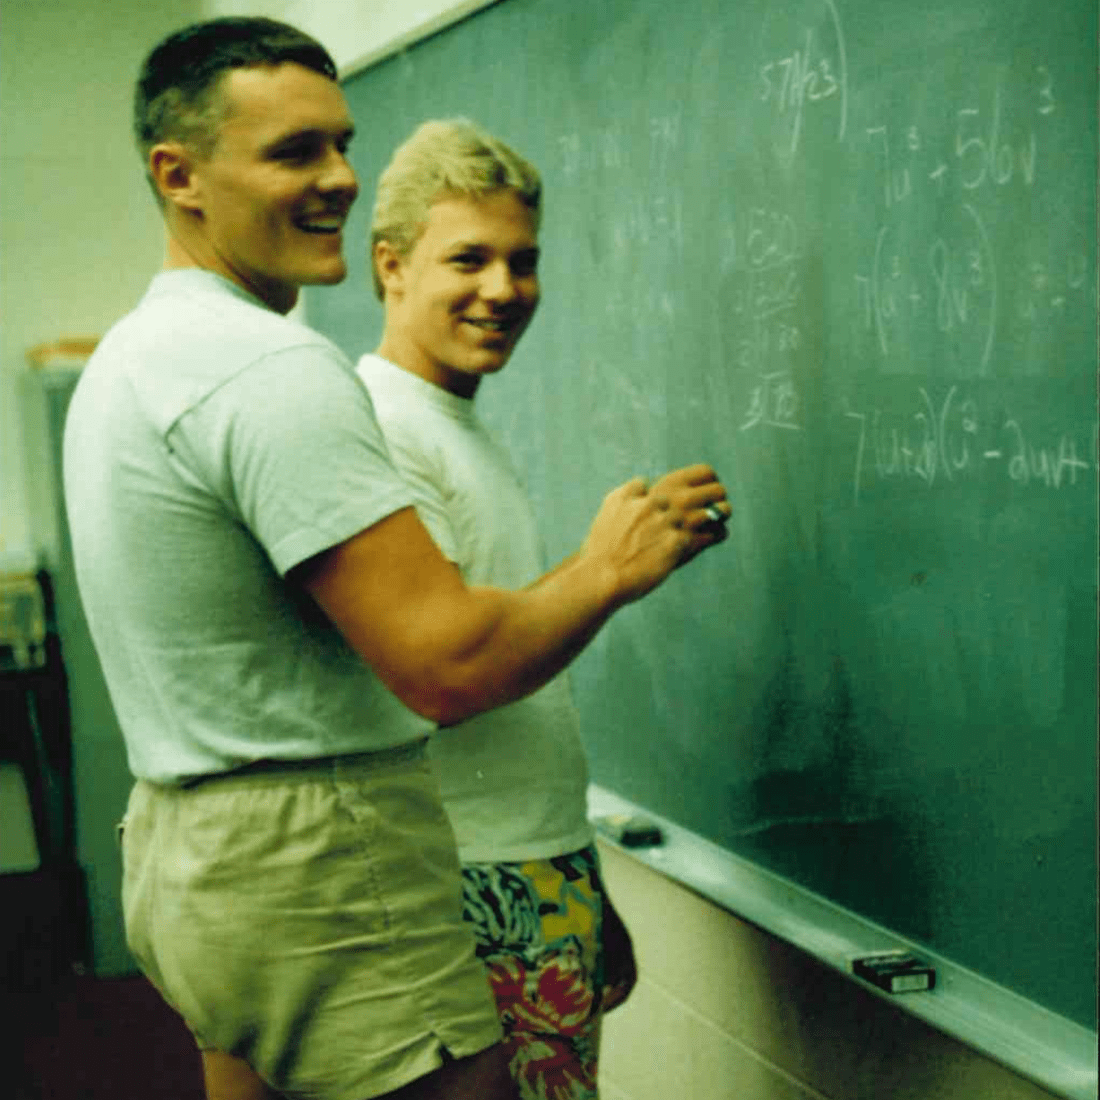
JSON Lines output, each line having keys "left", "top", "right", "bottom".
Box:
{"left": 161, "top": 227, "right": 297, "bottom": 314}
{"left": 375, "top": 332, "right": 480, "bottom": 399}
{"left": 162, "top": 228, "right": 202, "bottom": 274}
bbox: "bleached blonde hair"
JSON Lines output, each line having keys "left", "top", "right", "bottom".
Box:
{"left": 370, "top": 118, "right": 542, "bottom": 299}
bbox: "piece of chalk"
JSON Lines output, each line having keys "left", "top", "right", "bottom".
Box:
{"left": 704, "top": 505, "right": 725, "bottom": 524}
{"left": 596, "top": 814, "right": 664, "bottom": 848}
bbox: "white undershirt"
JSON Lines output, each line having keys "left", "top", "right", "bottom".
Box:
{"left": 356, "top": 353, "right": 593, "bottom": 863}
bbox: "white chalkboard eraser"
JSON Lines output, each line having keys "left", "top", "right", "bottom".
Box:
{"left": 853, "top": 952, "right": 936, "bottom": 993}
{"left": 596, "top": 813, "right": 664, "bottom": 848}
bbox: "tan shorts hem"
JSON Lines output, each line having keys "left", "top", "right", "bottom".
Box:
{"left": 335, "top": 1029, "right": 505, "bottom": 1100}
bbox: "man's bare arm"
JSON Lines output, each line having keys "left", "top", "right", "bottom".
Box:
{"left": 296, "top": 464, "right": 729, "bottom": 726}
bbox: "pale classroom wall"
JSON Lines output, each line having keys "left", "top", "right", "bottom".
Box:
{"left": 0, "top": 3, "right": 1065, "bottom": 1097}
{"left": 0, "top": 0, "right": 488, "bottom": 572}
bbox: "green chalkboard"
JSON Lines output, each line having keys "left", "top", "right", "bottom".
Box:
{"left": 311, "top": 0, "right": 1098, "bottom": 1030}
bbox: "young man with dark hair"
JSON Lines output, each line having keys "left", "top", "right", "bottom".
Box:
{"left": 64, "top": 18, "right": 729, "bottom": 1100}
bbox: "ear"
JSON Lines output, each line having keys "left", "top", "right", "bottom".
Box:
{"left": 148, "top": 142, "right": 204, "bottom": 213}
{"left": 373, "top": 239, "right": 406, "bottom": 300}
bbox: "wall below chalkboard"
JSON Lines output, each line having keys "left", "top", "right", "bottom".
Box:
{"left": 590, "top": 785, "right": 1097, "bottom": 1100}
{"left": 311, "top": 0, "right": 1098, "bottom": 1035}
{"left": 595, "top": 837, "right": 1075, "bottom": 1100}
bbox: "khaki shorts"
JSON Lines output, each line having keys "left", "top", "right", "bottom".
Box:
{"left": 120, "top": 742, "right": 503, "bottom": 1100}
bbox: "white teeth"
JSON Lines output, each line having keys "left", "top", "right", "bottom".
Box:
{"left": 297, "top": 217, "right": 343, "bottom": 233}
{"left": 467, "top": 318, "right": 509, "bottom": 331}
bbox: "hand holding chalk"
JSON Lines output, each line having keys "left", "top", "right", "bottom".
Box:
{"left": 580, "top": 463, "right": 730, "bottom": 605}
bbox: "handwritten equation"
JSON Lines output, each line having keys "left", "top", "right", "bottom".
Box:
{"left": 851, "top": 61, "right": 1089, "bottom": 373}
{"left": 541, "top": 0, "right": 1096, "bottom": 520}
{"left": 863, "top": 73, "right": 1052, "bottom": 208}
{"left": 723, "top": 206, "right": 806, "bottom": 434}
{"left": 757, "top": 0, "right": 849, "bottom": 157}
{"left": 854, "top": 204, "right": 998, "bottom": 370}
{"left": 844, "top": 387, "right": 1097, "bottom": 504}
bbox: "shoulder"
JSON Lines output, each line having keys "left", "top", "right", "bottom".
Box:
{"left": 355, "top": 353, "right": 447, "bottom": 459}
{"left": 355, "top": 352, "right": 416, "bottom": 414}
{"left": 89, "top": 272, "right": 356, "bottom": 433}
{"left": 153, "top": 271, "right": 344, "bottom": 370}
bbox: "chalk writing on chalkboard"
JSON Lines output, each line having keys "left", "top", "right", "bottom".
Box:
{"left": 843, "top": 389, "right": 1096, "bottom": 505}
{"left": 853, "top": 205, "right": 997, "bottom": 368}
{"left": 849, "top": 61, "right": 1084, "bottom": 380}
{"left": 758, "top": 0, "right": 849, "bottom": 157}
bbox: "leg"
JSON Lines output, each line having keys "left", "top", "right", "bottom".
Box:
{"left": 599, "top": 892, "right": 637, "bottom": 1013}
{"left": 201, "top": 1044, "right": 519, "bottom": 1100}
{"left": 461, "top": 849, "right": 608, "bottom": 1100}
{"left": 201, "top": 1050, "right": 279, "bottom": 1100}
{"left": 381, "top": 1044, "right": 518, "bottom": 1100}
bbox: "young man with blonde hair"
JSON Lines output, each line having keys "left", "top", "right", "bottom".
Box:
{"left": 359, "top": 118, "right": 717, "bottom": 1099}
{"left": 64, "top": 18, "right": 729, "bottom": 1100}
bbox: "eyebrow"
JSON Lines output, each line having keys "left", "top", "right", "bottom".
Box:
{"left": 447, "top": 241, "right": 540, "bottom": 255}
{"left": 262, "top": 124, "right": 355, "bottom": 153}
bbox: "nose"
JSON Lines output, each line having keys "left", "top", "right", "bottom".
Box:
{"left": 319, "top": 147, "right": 359, "bottom": 202}
{"left": 481, "top": 260, "right": 524, "bottom": 304}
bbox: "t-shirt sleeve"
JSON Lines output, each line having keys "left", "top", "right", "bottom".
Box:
{"left": 168, "top": 342, "right": 416, "bottom": 575}
{"left": 381, "top": 430, "right": 461, "bottom": 567}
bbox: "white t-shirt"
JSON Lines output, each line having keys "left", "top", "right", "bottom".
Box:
{"left": 357, "top": 353, "right": 593, "bottom": 863}
{"left": 64, "top": 272, "right": 430, "bottom": 784}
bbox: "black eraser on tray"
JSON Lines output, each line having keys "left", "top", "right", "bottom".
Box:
{"left": 596, "top": 813, "right": 664, "bottom": 848}
{"left": 852, "top": 951, "right": 936, "bottom": 993}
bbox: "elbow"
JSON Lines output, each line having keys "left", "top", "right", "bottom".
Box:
{"left": 395, "top": 670, "right": 490, "bottom": 728}
{"left": 413, "top": 686, "right": 481, "bottom": 730}
{"left": 358, "top": 587, "right": 515, "bottom": 726}
{"left": 423, "top": 697, "right": 479, "bottom": 728}
{"left": 405, "top": 693, "right": 466, "bottom": 728}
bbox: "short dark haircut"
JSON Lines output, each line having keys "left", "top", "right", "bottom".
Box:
{"left": 133, "top": 16, "right": 338, "bottom": 164}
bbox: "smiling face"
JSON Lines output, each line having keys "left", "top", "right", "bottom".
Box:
{"left": 375, "top": 190, "right": 540, "bottom": 398}
{"left": 163, "top": 62, "right": 358, "bottom": 313}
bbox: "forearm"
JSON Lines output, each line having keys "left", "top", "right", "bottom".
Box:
{"left": 298, "top": 508, "right": 622, "bottom": 725}
{"left": 425, "top": 553, "right": 621, "bottom": 725}
{"left": 301, "top": 465, "right": 728, "bottom": 726}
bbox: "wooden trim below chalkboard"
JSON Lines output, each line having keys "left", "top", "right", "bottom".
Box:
{"left": 588, "top": 785, "right": 1097, "bottom": 1100}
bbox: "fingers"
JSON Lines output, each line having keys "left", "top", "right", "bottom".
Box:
{"left": 675, "top": 519, "right": 728, "bottom": 571}
{"left": 650, "top": 462, "right": 721, "bottom": 488}
{"left": 645, "top": 465, "right": 730, "bottom": 530}
{"left": 587, "top": 465, "right": 730, "bottom": 605}
{"left": 679, "top": 462, "right": 723, "bottom": 487}
{"left": 649, "top": 464, "right": 723, "bottom": 501}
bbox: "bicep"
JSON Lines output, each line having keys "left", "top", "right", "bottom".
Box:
{"left": 293, "top": 507, "right": 497, "bottom": 721}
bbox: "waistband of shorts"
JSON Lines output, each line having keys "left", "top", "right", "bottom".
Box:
{"left": 177, "top": 738, "right": 429, "bottom": 790}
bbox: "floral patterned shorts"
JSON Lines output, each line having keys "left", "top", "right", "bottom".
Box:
{"left": 461, "top": 845, "right": 611, "bottom": 1100}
